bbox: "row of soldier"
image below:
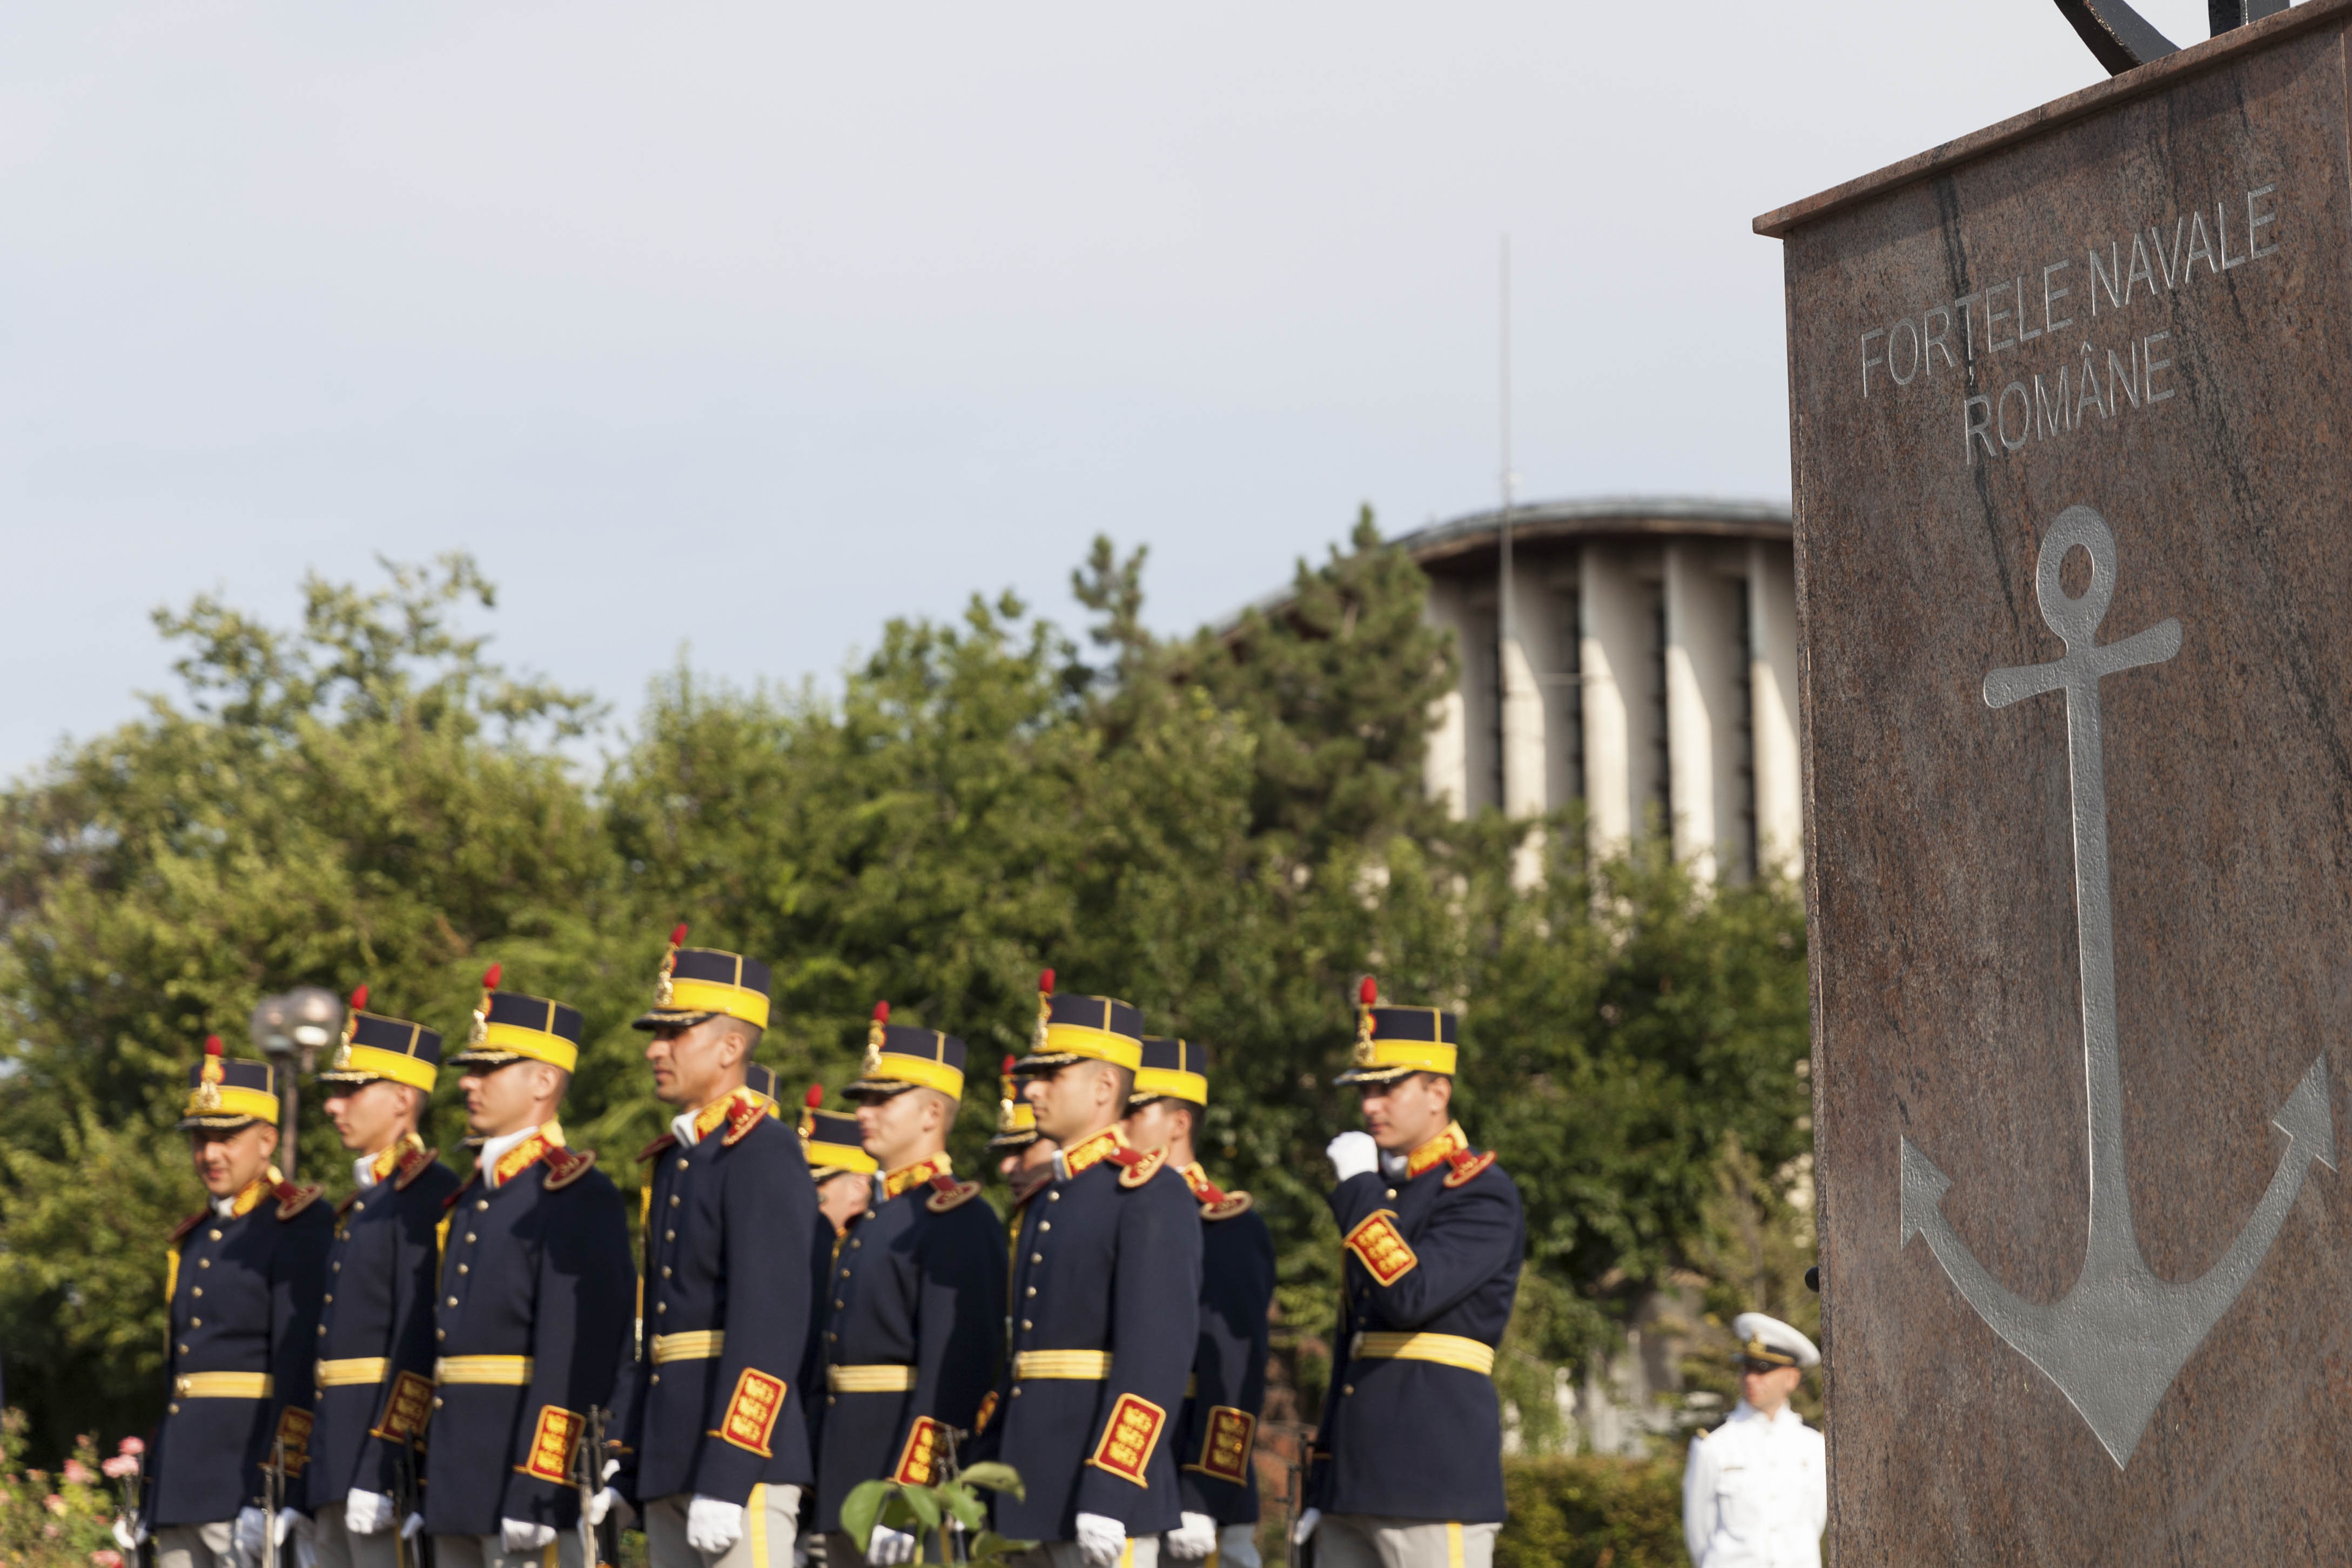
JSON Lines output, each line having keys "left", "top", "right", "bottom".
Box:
{"left": 125, "top": 930, "right": 1536, "bottom": 1568}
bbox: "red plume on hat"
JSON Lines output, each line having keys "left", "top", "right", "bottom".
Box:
{"left": 205, "top": 1033, "right": 223, "bottom": 1056}
{"left": 1003, "top": 1055, "right": 1017, "bottom": 1077}
{"left": 1354, "top": 974, "right": 1379, "bottom": 1055}
{"left": 350, "top": 984, "right": 370, "bottom": 1013}
{"left": 1034, "top": 968, "right": 1055, "bottom": 1052}
{"left": 804, "top": 1083, "right": 825, "bottom": 1110}
{"left": 868, "top": 999, "right": 890, "bottom": 1058}
{"left": 471, "top": 965, "right": 501, "bottom": 1046}
{"left": 341, "top": 984, "right": 369, "bottom": 1050}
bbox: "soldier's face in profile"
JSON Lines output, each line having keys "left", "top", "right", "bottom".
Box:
{"left": 644, "top": 1015, "right": 745, "bottom": 1109}
{"left": 461, "top": 1059, "right": 562, "bottom": 1138}
{"left": 814, "top": 1169, "right": 871, "bottom": 1236}
{"left": 1357, "top": 1071, "right": 1452, "bottom": 1153}
{"left": 187, "top": 1121, "right": 278, "bottom": 1198}
{"left": 1120, "top": 1098, "right": 1192, "bottom": 1159}
{"left": 855, "top": 1086, "right": 946, "bottom": 1172}
{"left": 1024, "top": 1061, "right": 1117, "bottom": 1143}
{"left": 323, "top": 1078, "right": 416, "bottom": 1155}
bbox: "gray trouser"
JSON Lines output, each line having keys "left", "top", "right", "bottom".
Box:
{"left": 431, "top": 1531, "right": 586, "bottom": 1568}
{"left": 1003, "top": 1539, "right": 1160, "bottom": 1568}
{"left": 156, "top": 1522, "right": 238, "bottom": 1568}
{"left": 1314, "top": 1516, "right": 1498, "bottom": 1568}
{"left": 645, "top": 1485, "right": 802, "bottom": 1568}
{"left": 313, "top": 1500, "right": 404, "bottom": 1568}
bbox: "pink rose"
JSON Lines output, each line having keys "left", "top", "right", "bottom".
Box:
{"left": 102, "top": 1457, "right": 140, "bottom": 1479}
{"left": 92, "top": 1551, "right": 125, "bottom": 1567}
{"left": 43, "top": 1523, "right": 63, "bottom": 1540}
{"left": 63, "top": 1461, "right": 95, "bottom": 1485}
{"left": 117, "top": 1438, "right": 145, "bottom": 1457}
{"left": 45, "top": 1494, "right": 68, "bottom": 1515}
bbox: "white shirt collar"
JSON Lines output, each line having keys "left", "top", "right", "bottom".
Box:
{"left": 353, "top": 1153, "right": 382, "bottom": 1189}
{"left": 210, "top": 1194, "right": 237, "bottom": 1218}
{"left": 672, "top": 1106, "right": 704, "bottom": 1148}
{"left": 476, "top": 1124, "right": 540, "bottom": 1187}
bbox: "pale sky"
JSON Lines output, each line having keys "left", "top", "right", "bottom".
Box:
{"left": 0, "top": 1, "right": 2213, "bottom": 776}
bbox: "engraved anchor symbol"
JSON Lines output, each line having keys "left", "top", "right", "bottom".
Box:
{"left": 1899, "top": 504, "right": 2335, "bottom": 1468}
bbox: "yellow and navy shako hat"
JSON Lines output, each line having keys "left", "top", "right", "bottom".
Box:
{"left": 743, "top": 1062, "right": 783, "bottom": 1115}
{"left": 987, "top": 1055, "right": 1040, "bottom": 1152}
{"left": 317, "top": 985, "right": 443, "bottom": 1093}
{"left": 447, "top": 964, "right": 586, "bottom": 1073}
{"left": 631, "top": 924, "right": 773, "bottom": 1033}
{"left": 1012, "top": 969, "right": 1144, "bottom": 1074}
{"left": 179, "top": 1034, "right": 280, "bottom": 1131}
{"left": 1733, "top": 1311, "right": 1820, "bottom": 1371}
{"left": 1131, "top": 1036, "right": 1208, "bottom": 1108}
{"left": 798, "top": 1084, "right": 878, "bottom": 1177}
{"left": 846, "top": 1001, "right": 968, "bottom": 1101}
{"left": 1333, "top": 975, "right": 1459, "bottom": 1086}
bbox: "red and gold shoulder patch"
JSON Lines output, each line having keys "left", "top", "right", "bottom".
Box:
{"left": 926, "top": 1177, "right": 984, "bottom": 1213}
{"left": 543, "top": 1147, "right": 599, "bottom": 1189}
{"left": 519, "top": 1404, "right": 582, "bottom": 1483}
{"left": 372, "top": 1370, "right": 435, "bottom": 1442}
{"left": 394, "top": 1146, "right": 442, "bottom": 1190}
{"left": 273, "top": 1407, "right": 314, "bottom": 1476}
{"left": 274, "top": 1182, "right": 324, "bottom": 1220}
{"left": 892, "top": 1415, "right": 947, "bottom": 1485}
{"left": 169, "top": 1211, "right": 206, "bottom": 1244}
{"left": 1202, "top": 1191, "right": 1254, "bottom": 1222}
{"left": 1118, "top": 1147, "right": 1168, "bottom": 1189}
{"left": 720, "top": 1093, "right": 770, "bottom": 1148}
{"left": 635, "top": 1132, "right": 678, "bottom": 1165}
{"left": 1341, "top": 1210, "right": 1419, "bottom": 1286}
{"left": 713, "top": 1368, "right": 787, "bottom": 1457}
{"left": 1188, "top": 1405, "right": 1255, "bottom": 1485}
{"left": 1086, "top": 1392, "right": 1168, "bottom": 1485}
{"left": 1443, "top": 1150, "right": 1497, "bottom": 1188}
{"left": 972, "top": 1390, "right": 999, "bottom": 1436}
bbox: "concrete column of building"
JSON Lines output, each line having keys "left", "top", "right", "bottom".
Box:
{"left": 1748, "top": 541, "right": 1804, "bottom": 875}
{"left": 1664, "top": 542, "right": 1747, "bottom": 881}
{"left": 1499, "top": 559, "right": 1549, "bottom": 820}
{"left": 1578, "top": 544, "right": 1656, "bottom": 852}
{"left": 1422, "top": 577, "right": 1471, "bottom": 820}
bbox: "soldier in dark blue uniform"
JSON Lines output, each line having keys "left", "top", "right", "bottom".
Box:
{"left": 987, "top": 1056, "right": 1056, "bottom": 1207}
{"left": 812, "top": 1005, "right": 1007, "bottom": 1566}
{"left": 986, "top": 974, "right": 1201, "bottom": 1568}
{"left": 310, "top": 989, "right": 462, "bottom": 1568}
{"left": 800, "top": 1087, "right": 877, "bottom": 1243}
{"left": 606, "top": 932, "right": 818, "bottom": 1568}
{"left": 1295, "top": 980, "right": 1524, "bottom": 1568}
{"left": 139, "top": 1037, "right": 333, "bottom": 1568}
{"left": 1120, "top": 1039, "right": 1274, "bottom": 1568}
{"left": 425, "top": 968, "right": 634, "bottom": 1568}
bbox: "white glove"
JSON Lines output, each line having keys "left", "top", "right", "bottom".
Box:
{"left": 500, "top": 1519, "right": 557, "bottom": 1553}
{"left": 1326, "top": 1132, "right": 1379, "bottom": 1182}
{"left": 865, "top": 1525, "right": 918, "bottom": 1565}
{"left": 234, "top": 1506, "right": 271, "bottom": 1564}
{"left": 1073, "top": 1512, "right": 1126, "bottom": 1567}
{"left": 1291, "top": 1506, "right": 1322, "bottom": 1544}
{"left": 1218, "top": 1522, "right": 1264, "bottom": 1568}
{"left": 686, "top": 1496, "right": 745, "bottom": 1556}
{"left": 587, "top": 1487, "right": 635, "bottom": 1531}
{"left": 344, "top": 1492, "right": 395, "bottom": 1536}
{"left": 399, "top": 1514, "right": 423, "bottom": 1543}
{"left": 112, "top": 1518, "right": 147, "bottom": 1551}
{"left": 1164, "top": 1511, "right": 1218, "bottom": 1558}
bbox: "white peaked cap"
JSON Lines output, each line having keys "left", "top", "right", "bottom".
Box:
{"left": 1732, "top": 1311, "right": 1820, "bottom": 1369}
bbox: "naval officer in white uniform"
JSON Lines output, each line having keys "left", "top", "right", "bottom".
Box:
{"left": 1681, "top": 1312, "right": 1826, "bottom": 1568}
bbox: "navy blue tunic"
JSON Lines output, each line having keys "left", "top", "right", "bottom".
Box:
{"left": 311, "top": 1147, "right": 462, "bottom": 1510}
{"left": 1172, "top": 1172, "right": 1274, "bottom": 1527}
{"left": 422, "top": 1140, "right": 633, "bottom": 1537}
{"left": 1310, "top": 1134, "right": 1523, "bottom": 1524}
{"left": 614, "top": 1092, "right": 819, "bottom": 1507}
{"left": 985, "top": 1130, "right": 1201, "bottom": 1542}
{"left": 810, "top": 1162, "right": 1006, "bottom": 1532}
{"left": 149, "top": 1180, "right": 334, "bottom": 1526}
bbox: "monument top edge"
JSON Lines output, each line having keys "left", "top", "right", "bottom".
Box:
{"left": 1751, "top": 0, "right": 2352, "bottom": 240}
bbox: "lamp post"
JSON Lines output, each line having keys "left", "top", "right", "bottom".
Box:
{"left": 251, "top": 986, "right": 345, "bottom": 1179}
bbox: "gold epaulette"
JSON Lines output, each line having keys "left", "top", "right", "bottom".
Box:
{"left": 544, "top": 1147, "right": 599, "bottom": 1189}
{"left": 274, "top": 1182, "right": 324, "bottom": 1220}
{"left": 1202, "top": 1191, "right": 1254, "bottom": 1221}
{"left": 394, "top": 1146, "right": 442, "bottom": 1190}
{"left": 1117, "top": 1147, "right": 1168, "bottom": 1189}
{"left": 926, "top": 1177, "right": 983, "bottom": 1213}
{"left": 1443, "top": 1150, "right": 1497, "bottom": 1188}
{"left": 721, "top": 1093, "right": 769, "bottom": 1147}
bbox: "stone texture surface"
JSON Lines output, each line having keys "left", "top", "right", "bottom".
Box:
{"left": 1766, "top": 8, "right": 2352, "bottom": 1560}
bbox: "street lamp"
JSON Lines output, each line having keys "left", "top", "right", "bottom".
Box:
{"left": 251, "top": 986, "right": 345, "bottom": 1178}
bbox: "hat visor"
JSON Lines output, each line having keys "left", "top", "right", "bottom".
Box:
{"left": 1333, "top": 1062, "right": 1418, "bottom": 1086}
{"left": 1010, "top": 1052, "right": 1085, "bottom": 1076}
{"left": 177, "top": 1111, "right": 264, "bottom": 1132}
{"left": 632, "top": 1007, "right": 719, "bottom": 1032}
{"left": 445, "top": 1046, "right": 529, "bottom": 1071}
{"left": 315, "top": 1067, "right": 392, "bottom": 1088}
{"left": 986, "top": 1127, "right": 1042, "bottom": 1152}
{"left": 1125, "top": 1090, "right": 1204, "bottom": 1112}
{"left": 843, "top": 1076, "right": 922, "bottom": 1102}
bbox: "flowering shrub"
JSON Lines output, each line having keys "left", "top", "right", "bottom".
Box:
{"left": 1, "top": 1411, "right": 129, "bottom": 1568}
